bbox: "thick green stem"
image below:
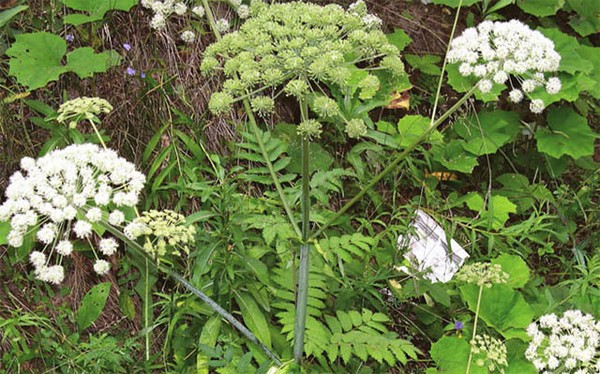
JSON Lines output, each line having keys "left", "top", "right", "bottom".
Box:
{"left": 465, "top": 285, "right": 483, "bottom": 374}
{"left": 310, "top": 85, "right": 478, "bottom": 239}
{"left": 200, "top": 0, "right": 222, "bottom": 41}
{"left": 100, "top": 222, "right": 282, "bottom": 366}
{"left": 293, "top": 98, "right": 311, "bottom": 364}
{"left": 242, "top": 100, "right": 302, "bottom": 238}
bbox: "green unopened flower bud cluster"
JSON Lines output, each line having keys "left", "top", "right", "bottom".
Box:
{"left": 455, "top": 262, "right": 509, "bottom": 287}
{"left": 470, "top": 334, "right": 508, "bottom": 373}
{"left": 56, "top": 97, "right": 113, "bottom": 128}
{"left": 202, "top": 0, "right": 405, "bottom": 139}
{"left": 125, "top": 210, "right": 196, "bottom": 258}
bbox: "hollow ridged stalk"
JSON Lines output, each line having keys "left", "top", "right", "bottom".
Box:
{"left": 100, "top": 222, "right": 282, "bottom": 366}
{"left": 293, "top": 98, "right": 311, "bottom": 363}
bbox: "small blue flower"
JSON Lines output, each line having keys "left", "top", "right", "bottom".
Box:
{"left": 123, "top": 43, "right": 132, "bottom": 51}
{"left": 65, "top": 34, "right": 74, "bottom": 42}
{"left": 454, "top": 321, "right": 464, "bottom": 330}
{"left": 140, "top": 72, "right": 146, "bottom": 79}
{"left": 126, "top": 67, "right": 136, "bottom": 76}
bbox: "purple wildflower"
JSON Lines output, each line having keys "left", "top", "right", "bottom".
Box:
{"left": 123, "top": 43, "right": 132, "bottom": 51}
{"left": 140, "top": 72, "right": 146, "bottom": 79}
{"left": 65, "top": 34, "right": 74, "bottom": 42}
{"left": 454, "top": 321, "right": 464, "bottom": 330}
{"left": 126, "top": 67, "right": 136, "bottom": 76}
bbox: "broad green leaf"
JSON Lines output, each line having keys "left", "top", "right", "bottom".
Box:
{"left": 397, "top": 115, "right": 443, "bottom": 147}
{"left": 567, "top": 0, "right": 600, "bottom": 36}
{"left": 577, "top": 46, "right": 600, "bottom": 99}
{"left": 235, "top": 293, "right": 272, "bottom": 348}
{"left": 517, "top": 0, "right": 565, "bottom": 16}
{"left": 460, "top": 284, "right": 534, "bottom": 337}
{"left": 6, "top": 32, "right": 67, "bottom": 90}
{"left": 454, "top": 111, "right": 520, "bottom": 156}
{"left": 505, "top": 339, "right": 537, "bottom": 374}
{"left": 66, "top": 48, "right": 120, "bottom": 78}
{"left": 197, "top": 315, "right": 221, "bottom": 374}
{"left": 0, "top": 5, "right": 28, "bottom": 28}
{"left": 6, "top": 32, "right": 120, "bottom": 90}
{"left": 538, "top": 28, "right": 593, "bottom": 75}
{"left": 77, "top": 282, "right": 111, "bottom": 330}
{"left": 432, "top": 140, "right": 479, "bottom": 173}
{"left": 495, "top": 173, "right": 553, "bottom": 213}
{"left": 464, "top": 194, "right": 517, "bottom": 230}
{"left": 404, "top": 54, "right": 441, "bottom": 75}
{"left": 535, "top": 107, "right": 596, "bottom": 159}
{"left": 119, "top": 292, "right": 136, "bottom": 320}
{"left": 492, "top": 254, "right": 530, "bottom": 289}
{"left": 63, "top": 0, "right": 138, "bottom": 25}
{"left": 429, "top": 336, "right": 484, "bottom": 374}
{"left": 386, "top": 29, "right": 412, "bottom": 52}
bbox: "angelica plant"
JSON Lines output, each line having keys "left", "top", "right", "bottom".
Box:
{"left": 200, "top": 0, "right": 405, "bottom": 363}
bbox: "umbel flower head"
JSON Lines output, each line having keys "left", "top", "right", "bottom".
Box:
{"left": 470, "top": 334, "right": 508, "bottom": 373}
{"left": 56, "top": 97, "right": 113, "bottom": 129}
{"left": 455, "top": 262, "right": 509, "bottom": 288}
{"left": 447, "top": 20, "right": 561, "bottom": 113}
{"left": 201, "top": 0, "right": 405, "bottom": 138}
{"left": 124, "top": 210, "right": 195, "bottom": 259}
{"left": 525, "top": 310, "right": 600, "bottom": 373}
{"left": 0, "top": 144, "right": 146, "bottom": 284}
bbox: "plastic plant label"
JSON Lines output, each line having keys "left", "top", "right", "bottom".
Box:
{"left": 397, "top": 210, "right": 469, "bottom": 283}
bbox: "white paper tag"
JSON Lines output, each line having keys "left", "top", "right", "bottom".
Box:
{"left": 397, "top": 210, "right": 469, "bottom": 283}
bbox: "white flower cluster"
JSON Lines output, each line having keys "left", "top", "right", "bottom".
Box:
{"left": 0, "top": 144, "right": 146, "bottom": 283}
{"left": 448, "top": 20, "right": 562, "bottom": 113}
{"left": 526, "top": 310, "right": 600, "bottom": 373}
{"left": 140, "top": 0, "right": 189, "bottom": 30}
{"left": 181, "top": 30, "right": 196, "bottom": 44}
{"left": 140, "top": 0, "right": 234, "bottom": 36}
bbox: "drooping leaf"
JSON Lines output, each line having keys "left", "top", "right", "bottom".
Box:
{"left": 535, "top": 107, "right": 596, "bottom": 159}
{"left": 0, "top": 5, "right": 28, "bottom": 28}
{"left": 77, "top": 282, "right": 111, "bottom": 330}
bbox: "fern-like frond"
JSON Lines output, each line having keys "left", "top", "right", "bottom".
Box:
{"left": 237, "top": 129, "right": 297, "bottom": 184}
